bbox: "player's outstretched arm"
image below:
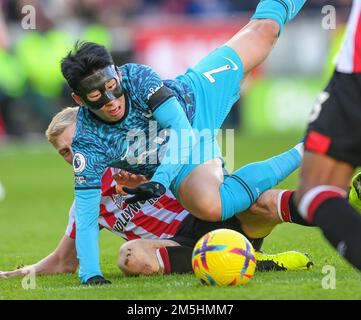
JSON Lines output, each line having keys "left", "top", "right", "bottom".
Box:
{"left": 226, "top": 0, "right": 306, "bottom": 74}
{"left": 74, "top": 188, "right": 105, "bottom": 283}
{"left": 0, "top": 236, "right": 78, "bottom": 278}
{"left": 71, "top": 142, "right": 111, "bottom": 284}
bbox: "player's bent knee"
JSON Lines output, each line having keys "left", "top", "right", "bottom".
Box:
{"left": 181, "top": 190, "right": 223, "bottom": 222}
{"left": 192, "top": 200, "right": 222, "bottom": 222}
{"left": 118, "top": 241, "right": 159, "bottom": 276}
{"left": 180, "top": 185, "right": 223, "bottom": 222}
{"left": 118, "top": 241, "right": 141, "bottom": 275}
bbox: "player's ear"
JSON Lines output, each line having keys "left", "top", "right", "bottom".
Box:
{"left": 71, "top": 93, "right": 83, "bottom": 106}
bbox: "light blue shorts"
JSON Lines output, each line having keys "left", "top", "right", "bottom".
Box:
{"left": 171, "top": 45, "right": 244, "bottom": 196}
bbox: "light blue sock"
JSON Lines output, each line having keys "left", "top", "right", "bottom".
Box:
{"left": 220, "top": 143, "right": 303, "bottom": 221}
{"left": 251, "top": 0, "right": 306, "bottom": 34}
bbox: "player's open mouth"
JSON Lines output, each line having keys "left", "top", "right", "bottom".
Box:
{"left": 109, "top": 106, "right": 122, "bottom": 117}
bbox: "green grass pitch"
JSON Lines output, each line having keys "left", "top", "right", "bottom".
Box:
{"left": 0, "top": 134, "right": 360, "bottom": 300}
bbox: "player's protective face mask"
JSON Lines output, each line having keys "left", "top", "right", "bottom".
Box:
{"left": 75, "top": 65, "right": 124, "bottom": 110}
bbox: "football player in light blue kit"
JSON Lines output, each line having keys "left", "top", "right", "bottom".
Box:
{"left": 61, "top": 0, "right": 307, "bottom": 285}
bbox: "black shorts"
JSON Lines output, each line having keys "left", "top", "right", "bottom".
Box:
{"left": 305, "top": 71, "right": 361, "bottom": 167}
{"left": 170, "top": 214, "right": 244, "bottom": 248}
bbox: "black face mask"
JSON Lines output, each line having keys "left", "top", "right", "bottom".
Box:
{"left": 75, "top": 65, "right": 124, "bottom": 110}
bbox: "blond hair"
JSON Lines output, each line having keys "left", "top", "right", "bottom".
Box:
{"left": 45, "top": 107, "right": 79, "bottom": 144}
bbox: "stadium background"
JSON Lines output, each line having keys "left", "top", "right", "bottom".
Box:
{"left": 1, "top": 0, "right": 361, "bottom": 300}
{"left": 0, "top": 0, "right": 352, "bottom": 138}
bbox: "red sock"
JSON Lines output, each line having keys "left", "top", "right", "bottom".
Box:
{"left": 298, "top": 185, "right": 346, "bottom": 223}
{"left": 156, "top": 247, "right": 171, "bottom": 274}
{"left": 277, "top": 190, "right": 294, "bottom": 222}
{"left": 278, "top": 190, "right": 313, "bottom": 226}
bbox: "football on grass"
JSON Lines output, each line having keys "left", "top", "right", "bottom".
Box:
{"left": 192, "top": 229, "right": 256, "bottom": 286}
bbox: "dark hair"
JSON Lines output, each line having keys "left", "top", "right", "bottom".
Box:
{"left": 61, "top": 41, "right": 114, "bottom": 90}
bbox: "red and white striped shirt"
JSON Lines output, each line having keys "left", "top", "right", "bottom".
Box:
{"left": 65, "top": 168, "right": 189, "bottom": 241}
{"left": 336, "top": 0, "right": 361, "bottom": 73}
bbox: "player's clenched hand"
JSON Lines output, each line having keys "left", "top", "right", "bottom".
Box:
{"left": 123, "top": 182, "right": 166, "bottom": 204}
{"left": 113, "top": 170, "right": 148, "bottom": 196}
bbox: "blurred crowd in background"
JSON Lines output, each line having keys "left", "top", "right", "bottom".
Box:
{"left": 0, "top": 0, "right": 353, "bottom": 140}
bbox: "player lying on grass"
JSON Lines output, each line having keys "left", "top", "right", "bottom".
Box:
{"left": 0, "top": 107, "right": 313, "bottom": 279}
{"left": 60, "top": 0, "right": 307, "bottom": 284}
{"left": 0, "top": 168, "right": 313, "bottom": 279}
